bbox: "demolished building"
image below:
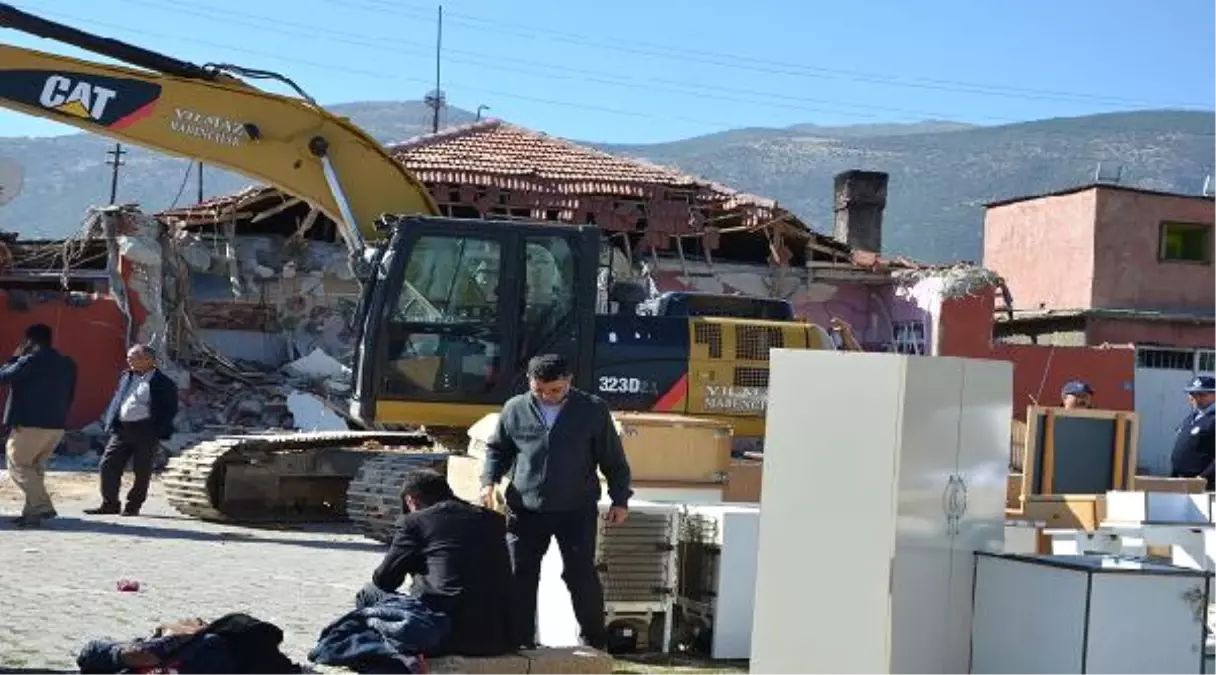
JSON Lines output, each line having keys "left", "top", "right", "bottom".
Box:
{"left": 2, "top": 119, "right": 1025, "bottom": 469}
{"left": 157, "top": 120, "right": 1005, "bottom": 362}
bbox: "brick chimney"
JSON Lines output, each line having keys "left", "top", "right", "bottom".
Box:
{"left": 833, "top": 170, "right": 889, "bottom": 253}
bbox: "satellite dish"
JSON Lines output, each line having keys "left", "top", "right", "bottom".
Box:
{"left": 0, "top": 157, "right": 23, "bottom": 206}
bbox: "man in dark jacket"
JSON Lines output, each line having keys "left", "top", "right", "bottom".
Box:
{"left": 0, "top": 323, "right": 77, "bottom": 527}
{"left": 480, "top": 353, "right": 632, "bottom": 650}
{"left": 1170, "top": 375, "right": 1216, "bottom": 490}
{"left": 85, "top": 344, "right": 179, "bottom": 517}
{"left": 356, "top": 468, "right": 515, "bottom": 658}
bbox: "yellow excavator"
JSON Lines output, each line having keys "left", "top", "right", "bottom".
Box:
{"left": 0, "top": 5, "right": 837, "bottom": 541}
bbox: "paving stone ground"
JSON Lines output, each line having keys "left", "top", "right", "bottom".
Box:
{"left": 0, "top": 472, "right": 743, "bottom": 674}
{"left": 0, "top": 471, "right": 385, "bottom": 672}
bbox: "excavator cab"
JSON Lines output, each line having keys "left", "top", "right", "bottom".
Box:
{"left": 350, "top": 216, "right": 601, "bottom": 429}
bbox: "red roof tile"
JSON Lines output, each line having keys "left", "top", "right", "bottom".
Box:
{"left": 387, "top": 119, "right": 777, "bottom": 209}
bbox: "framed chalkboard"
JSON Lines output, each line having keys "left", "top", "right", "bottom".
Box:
{"left": 1020, "top": 406, "right": 1138, "bottom": 498}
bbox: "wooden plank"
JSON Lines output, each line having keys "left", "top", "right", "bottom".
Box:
{"left": 1130, "top": 476, "right": 1207, "bottom": 493}
{"left": 1041, "top": 409, "right": 1057, "bottom": 495}
{"left": 1112, "top": 413, "right": 1127, "bottom": 490}
{"left": 250, "top": 197, "right": 303, "bottom": 223}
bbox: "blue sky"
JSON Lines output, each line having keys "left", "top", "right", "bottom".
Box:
{"left": 0, "top": 0, "right": 1213, "bottom": 144}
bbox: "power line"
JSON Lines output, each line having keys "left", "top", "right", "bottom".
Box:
{"left": 78, "top": 0, "right": 1216, "bottom": 125}
{"left": 105, "top": 143, "right": 125, "bottom": 204}
{"left": 17, "top": 5, "right": 1216, "bottom": 138}
{"left": 18, "top": 8, "right": 748, "bottom": 130}
{"left": 327, "top": 0, "right": 1214, "bottom": 110}
{"left": 44, "top": 0, "right": 1216, "bottom": 133}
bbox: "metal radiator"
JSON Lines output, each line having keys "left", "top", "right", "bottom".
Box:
{"left": 596, "top": 505, "right": 680, "bottom": 607}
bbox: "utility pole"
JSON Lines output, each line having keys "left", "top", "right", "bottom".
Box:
{"left": 196, "top": 161, "right": 204, "bottom": 203}
{"left": 424, "top": 5, "right": 445, "bottom": 133}
{"left": 106, "top": 143, "right": 126, "bottom": 205}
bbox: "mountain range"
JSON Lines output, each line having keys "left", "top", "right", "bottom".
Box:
{"left": 0, "top": 103, "right": 1211, "bottom": 263}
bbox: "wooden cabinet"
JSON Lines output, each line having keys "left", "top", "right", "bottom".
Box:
{"left": 972, "top": 552, "right": 1211, "bottom": 673}
{"left": 751, "top": 351, "right": 1013, "bottom": 674}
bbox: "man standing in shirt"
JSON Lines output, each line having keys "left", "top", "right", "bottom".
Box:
{"left": 480, "top": 353, "right": 632, "bottom": 650}
{"left": 86, "top": 344, "right": 179, "bottom": 517}
{"left": 0, "top": 323, "right": 77, "bottom": 527}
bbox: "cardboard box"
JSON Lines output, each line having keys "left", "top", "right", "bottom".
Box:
{"left": 1006, "top": 472, "right": 1023, "bottom": 510}
{"left": 429, "top": 654, "right": 530, "bottom": 674}
{"left": 724, "top": 458, "right": 763, "bottom": 502}
{"left": 1022, "top": 494, "right": 1106, "bottom": 532}
{"left": 518, "top": 647, "right": 613, "bottom": 674}
{"left": 612, "top": 412, "right": 731, "bottom": 484}
{"left": 1130, "top": 475, "right": 1208, "bottom": 494}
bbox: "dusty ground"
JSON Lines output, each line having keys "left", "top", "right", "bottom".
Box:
{"left": 0, "top": 471, "right": 744, "bottom": 674}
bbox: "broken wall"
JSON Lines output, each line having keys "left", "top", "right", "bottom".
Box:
{"left": 175, "top": 232, "right": 358, "bottom": 367}
{"left": 643, "top": 258, "right": 939, "bottom": 354}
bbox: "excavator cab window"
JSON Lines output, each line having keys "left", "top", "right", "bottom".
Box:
{"left": 351, "top": 216, "right": 600, "bottom": 424}
{"left": 382, "top": 233, "right": 504, "bottom": 398}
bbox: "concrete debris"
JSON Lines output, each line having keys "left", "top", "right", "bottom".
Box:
{"left": 286, "top": 391, "right": 349, "bottom": 432}
{"left": 284, "top": 348, "right": 352, "bottom": 386}
{"left": 893, "top": 263, "right": 1006, "bottom": 301}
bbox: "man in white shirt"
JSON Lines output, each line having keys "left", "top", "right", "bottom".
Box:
{"left": 85, "top": 344, "right": 179, "bottom": 516}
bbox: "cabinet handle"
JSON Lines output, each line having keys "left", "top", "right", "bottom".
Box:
{"left": 954, "top": 475, "right": 969, "bottom": 519}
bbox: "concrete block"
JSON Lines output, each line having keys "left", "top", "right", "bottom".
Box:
{"left": 428, "top": 653, "right": 531, "bottom": 673}
{"left": 520, "top": 647, "right": 614, "bottom": 673}
{"left": 429, "top": 647, "right": 612, "bottom": 674}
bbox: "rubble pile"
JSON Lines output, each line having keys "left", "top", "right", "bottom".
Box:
{"left": 30, "top": 205, "right": 364, "bottom": 470}
{"left": 55, "top": 348, "right": 355, "bottom": 469}
{"left": 173, "top": 229, "right": 360, "bottom": 364}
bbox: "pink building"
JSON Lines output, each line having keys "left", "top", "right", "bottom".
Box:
{"left": 985, "top": 183, "right": 1214, "bottom": 472}
{"left": 984, "top": 183, "right": 1215, "bottom": 349}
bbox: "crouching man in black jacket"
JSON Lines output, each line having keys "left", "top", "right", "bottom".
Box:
{"left": 480, "top": 353, "right": 633, "bottom": 650}
{"left": 358, "top": 469, "right": 515, "bottom": 657}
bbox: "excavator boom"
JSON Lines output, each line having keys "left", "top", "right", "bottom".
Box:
{"left": 0, "top": 4, "right": 439, "bottom": 250}
{"left": 0, "top": 5, "right": 449, "bottom": 540}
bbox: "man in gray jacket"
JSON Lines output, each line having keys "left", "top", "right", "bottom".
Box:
{"left": 480, "top": 353, "right": 632, "bottom": 650}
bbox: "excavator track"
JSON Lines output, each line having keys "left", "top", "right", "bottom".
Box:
{"left": 162, "top": 431, "right": 450, "bottom": 533}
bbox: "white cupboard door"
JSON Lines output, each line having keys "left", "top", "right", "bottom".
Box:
{"left": 970, "top": 556, "right": 1090, "bottom": 673}
{"left": 1085, "top": 575, "right": 1208, "bottom": 674}
{"left": 954, "top": 358, "right": 1014, "bottom": 544}
{"left": 945, "top": 358, "right": 1014, "bottom": 672}
{"left": 752, "top": 350, "right": 905, "bottom": 674}
{"left": 889, "top": 357, "right": 964, "bottom": 673}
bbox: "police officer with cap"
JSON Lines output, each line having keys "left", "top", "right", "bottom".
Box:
{"left": 1061, "top": 380, "right": 1094, "bottom": 410}
{"left": 1169, "top": 375, "right": 1216, "bottom": 490}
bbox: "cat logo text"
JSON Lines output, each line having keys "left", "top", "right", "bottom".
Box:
{"left": 38, "top": 75, "right": 117, "bottom": 121}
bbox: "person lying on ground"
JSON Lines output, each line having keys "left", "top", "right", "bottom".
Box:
{"left": 354, "top": 468, "right": 515, "bottom": 658}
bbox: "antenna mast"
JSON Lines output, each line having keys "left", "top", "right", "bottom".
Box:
{"left": 425, "top": 5, "right": 445, "bottom": 133}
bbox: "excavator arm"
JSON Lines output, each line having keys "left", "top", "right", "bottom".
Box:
{"left": 0, "top": 4, "right": 439, "bottom": 253}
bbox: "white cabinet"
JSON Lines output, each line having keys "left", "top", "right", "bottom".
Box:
{"left": 750, "top": 351, "right": 1012, "bottom": 674}
{"left": 971, "top": 552, "right": 1211, "bottom": 673}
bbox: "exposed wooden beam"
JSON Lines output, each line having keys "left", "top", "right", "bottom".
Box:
{"left": 250, "top": 198, "right": 304, "bottom": 223}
